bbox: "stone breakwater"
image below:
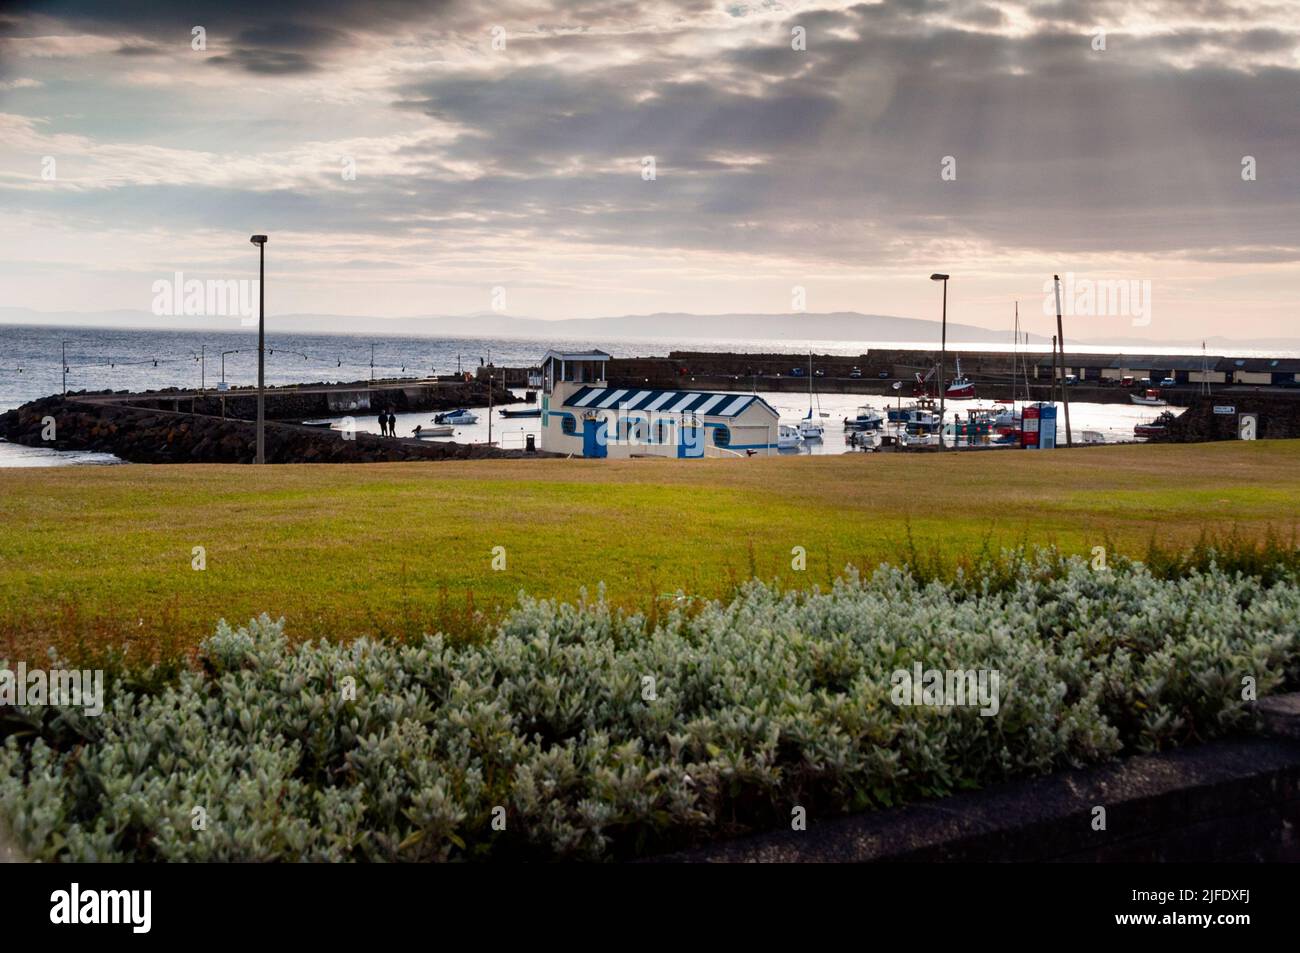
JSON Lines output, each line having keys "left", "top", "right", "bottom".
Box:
{"left": 0, "top": 396, "right": 544, "bottom": 464}
{"left": 125, "top": 378, "right": 513, "bottom": 421}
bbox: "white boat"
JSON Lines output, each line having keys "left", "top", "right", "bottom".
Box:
{"left": 844, "top": 406, "right": 884, "bottom": 431}
{"left": 1130, "top": 389, "right": 1167, "bottom": 407}
{"left": 434, "top": 408, "right": 478, "bottom": 424}
{"left": 900, "top": 431, "right": 941, "bottom": 447}
{"left": 799, "top": 351, "right": 825, "bottom": 439}
{"left": 1080, "top": 430, "right": 1105, "bottom": 444}
{"left": 798, "top": 410, "right": 824, "bottom": 440}
{"left": 413, "top": 425, "right": 454, "bottom": 438}
{"left": 777, "top": 424, "right": 802, "bottom": 449}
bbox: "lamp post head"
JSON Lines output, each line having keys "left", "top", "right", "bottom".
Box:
{"left": 250, "top": 234, "right": 267, "bottom": 245}
{"left": 930, "top": 273, "right": 949, "bottom": 281}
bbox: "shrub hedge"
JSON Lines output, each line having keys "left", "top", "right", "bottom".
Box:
{"left": 2, "top": 551, "right": 1297, "bottom": 861}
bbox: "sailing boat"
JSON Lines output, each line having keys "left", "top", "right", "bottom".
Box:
{"left": 798, "top": 351, "right": 825, "bottom": 439}
{"left": 993, "top": 304, "right": 1025, "bottom": 434}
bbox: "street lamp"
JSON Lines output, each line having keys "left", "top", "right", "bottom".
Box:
{"left": 220, "top": 349, "right": 240, "bottom": 385}
{"left": 250, "top": 235, "right": 267, "bottom": 464}
{"left": 930, "top": 273, "right": 949, "bottom": 451}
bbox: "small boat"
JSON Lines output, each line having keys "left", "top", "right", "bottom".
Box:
{"left": 777, "top": 424, "right": 802, "bottom": 449}
{"left": 900, "top": 431, "right": 941, "bottom": 447}
{"left": 843, "top": 406, "right": 885, "bottom": 431}
{"left": 299, "top": 419, "right": 335, "bottom": 428}
{"left": 499, "top": 407, "right": 541, "bottom": 419}
{"left": 895, "top": 405, "right": 941, "bottom": 432}
{"left": 991, "top": 409, "right": 1020, "bottom": 433}
{"left": 799, "top": 351, "right": 825, "bottom": 438}
{"left": 1130, "top": 388, "right": 1167, "bottom": 406}
{"left": 1134, "top": 412, "right": 1175, "bottom": 438}
{"left": 434, "top": 408, "right": 478, "bottom": 424}
{"left": 413, "top": 424, "right": 454, "bottom": 438}
{"left": 1080, "top": 430, "right": 1105, "bottom": 444}
{"left": 945, "top": 356, "right": 976, "bottom": 399}
{"left": 798, "top": 409, "right": 824, "bottom": 440}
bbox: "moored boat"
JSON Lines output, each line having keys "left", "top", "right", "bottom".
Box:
{"left": 434, "top": 408, "right": 478, "bottom": 424}
{"left": 777, "top": 423, "right": 802, "bottom": 449}
{"left": 499, "top": 407, "right": 541, "bottom": 418}
{"left": 945, "top": 356, "right": 975, "bottom": 399}
{"left": 843, "top": 405, "right": 885, "bottom": 431}
{"left": 1130, "top": 388, "right": 1167, "bottom": 406}
{"left": 798, "top": 409, "right": 824, "bottom": 440}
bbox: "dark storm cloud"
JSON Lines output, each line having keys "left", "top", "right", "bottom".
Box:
{"left": 3, "top": 0, "right": 1299, "bottom": 268}
{"left": 2, "top": 0, "right": 449, "bottom": 72}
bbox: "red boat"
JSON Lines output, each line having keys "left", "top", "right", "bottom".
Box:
{"left": 945, "top": 357, "right": 975, "bottom": 399}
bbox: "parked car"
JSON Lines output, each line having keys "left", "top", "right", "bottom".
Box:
{"left": 1138, "top": 377, "right": 1153, "bottom": 388}
{"left": 814, "top": 368, "right": 825, "bottom": 377}
{"left": 1120, "top": 376, "right": 1135, "bottom": 388}
{"left": 791, "top": 366, "right": 805, "bottom": 377}
{"left": 877, "top": 369, "right": 890, "bottom": 379}
{"left": 1159, "top": 377, "right": 1176, "bottom": 388}
{"left": 849, "top": 366, "right": 862, "bottom": 378}
{"left": 1064, "top": 374, "right": 1078, "bottom": 386}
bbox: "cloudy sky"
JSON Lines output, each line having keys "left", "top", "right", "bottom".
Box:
{"left": 1, "top": 0, "right": 1297, "bottom": 340}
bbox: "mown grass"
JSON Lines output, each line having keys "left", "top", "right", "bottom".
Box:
{"left": 2, "top": 439, "right": 1299, "bottom": 667}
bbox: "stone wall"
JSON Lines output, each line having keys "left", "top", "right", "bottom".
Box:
{"left": 0, "top": 396, "right": 544, "bottom": 464}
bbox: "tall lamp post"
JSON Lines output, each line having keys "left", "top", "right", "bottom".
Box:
{"left": 250, "top": 235, "right": 268, "bottom": 464}
{"left": 930, "top": 273, "right": 949, "bottom": 451}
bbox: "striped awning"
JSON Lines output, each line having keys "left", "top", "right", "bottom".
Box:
{"left": 562, "top": 386, "right": 774, "bottom": 419}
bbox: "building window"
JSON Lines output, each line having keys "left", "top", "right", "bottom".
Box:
{"left": 713, "top": 426, "right": 731, "bottom": 447}
{"left": 561, "top": 415, "right": 576, "bottom": 435}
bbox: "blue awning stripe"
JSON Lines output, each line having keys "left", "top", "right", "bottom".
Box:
{"left": 562, "top": 387, "right": 773, "bottom": 419}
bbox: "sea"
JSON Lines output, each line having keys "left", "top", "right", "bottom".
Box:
{"left": 1, "top": 324, "right": 1286, "bottom": 466}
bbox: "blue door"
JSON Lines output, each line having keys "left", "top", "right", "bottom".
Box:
{"left": 582, "top": 418, "right": 607, "bottom": 458}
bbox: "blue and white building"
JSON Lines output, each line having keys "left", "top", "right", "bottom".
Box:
{"left": 539, "top": 349, "right": 780, "bottom": 458}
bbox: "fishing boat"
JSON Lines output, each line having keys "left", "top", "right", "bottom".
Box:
{"left": 895, "top": 405, "right": 941, "bottom": 433}
{"left": 434, "top": 408, "right": 478, "bottom": 425}
{"left": 1134, "top": 412, "right": 1175, "bottom": 438}
{"left": 1130, "top": 388, "right": 1167, "bottom": 406}
{"left": 843, "top": 405, "right": 885, "bottom": 431}
{"left": 1080, "top": 430, "right": 1105, "bottom": 444}
{"left": 499, "top": 407, "right": 541, "bottom": 418}
{"left": 945, "top": 356, "right": 976, "bottom": 399}
{"left": 889, "top": 396, "right": 937, "bottom": 423}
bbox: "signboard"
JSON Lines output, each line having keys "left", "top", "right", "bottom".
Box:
{"left": 1213, "top": 405, "right": 1235, "bottom": 415}
{"left": 1039, "top": 404, "right": 1058, "bottom": 449}
{"left": 1239, "top": 414, "right": 1257, "bottom": 441}
{"left": 1021, "top": 404, "right": 1057, "bottom": 449}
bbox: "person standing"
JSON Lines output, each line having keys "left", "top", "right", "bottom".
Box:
{"left": 378, "top": 408, "right": 389, "bottom": 437}
{"left": 388, "top": 411, "right": 398, "bottom": 438}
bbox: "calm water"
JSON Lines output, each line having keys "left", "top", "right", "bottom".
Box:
{"left": 1, "top": 324, "right": 1194, "bottom": 465}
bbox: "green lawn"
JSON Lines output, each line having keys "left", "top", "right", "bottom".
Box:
{"left": 3, "top": 440, "right": 1299, "bottom": 662}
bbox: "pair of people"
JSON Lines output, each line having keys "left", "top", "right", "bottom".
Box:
{"left": 377, "top": 410, "right": 399, "bottom": 437}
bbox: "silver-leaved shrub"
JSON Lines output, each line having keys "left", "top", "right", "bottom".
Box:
{"left": 1, "top": 551, "right": 1296, "bottom": 861}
